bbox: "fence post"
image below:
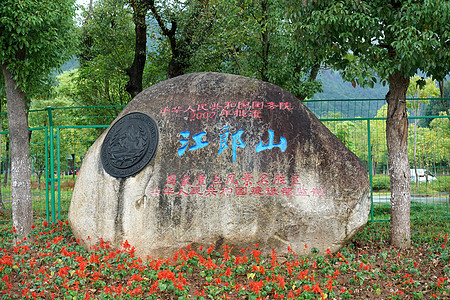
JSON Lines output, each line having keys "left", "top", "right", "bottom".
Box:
{"left": 56, "top": 128, "right": 61, "bottom": 221}
{"left": 367, "top": 119, "right": 374, "bottom": 221}
{"left": 45, "top": 106, "right": 56, "bottom": 223}
{"left": 45, "top": 126, "right": 50, "bottom": 222}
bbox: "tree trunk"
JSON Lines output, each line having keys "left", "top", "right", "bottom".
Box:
{"left": 125, "top": 1, "right": 148, "bottom": 99}
{"left": 296, "top": 63, "right": 320, "bottom": 101}
{"left": 386, "top": 72, "right": 411, "bottom": 248}
{"left": 167, "top": 52, "right": 186, "bottom": 79}
{"left": 259, "top": 0, "right": 270, "bottom": 82}
{"left": 1, "top": 63, "right": 33, "bottom": 239}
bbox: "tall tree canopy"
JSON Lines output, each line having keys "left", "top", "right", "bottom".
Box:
{"left": 76, "top": 0, "right": 324, "bottom": 101}
{"left": 147, "top": 0, "right": 216, "bottom": 79}
{"left": 0, "top": 0, "right": 77, "bottom": 238}
{"left": 190, "top": 0, "right": 322, "bottom": 100}
{"left": 78, "top": 0, "right": 134, "bottom": 107}
{"left": 292, "top": 0, "right": 450, "bottom": 247}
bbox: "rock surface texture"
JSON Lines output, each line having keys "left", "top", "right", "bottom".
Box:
{"left": 69, "top": 72, "right": 370, "bottom": 258}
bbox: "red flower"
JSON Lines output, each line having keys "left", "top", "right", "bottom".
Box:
{"left": 131, "top": 273, "right": 143, "bottom": 282}
{"left": 204, "top": 257, "right": 218, "bottom": 269}
{"left": 298, "top": 269, "right": 309, "bottom": 280}
{"left": 57, "top": 266, "right": 70, "bottom": 278}
{"left": 89, "top": 253, "right": 100, "bottom": 264}
{"left": 326, "top": 278, "right": 334, "bottom": 291}
{"left": 223, "top": 245, "right": 231, "bottom": 261}
{"left": 157, "top": 269, "right": 175, "bottom": 280}
{"left": 252, "top": 249, "right": 262, "bottom": 263}
{"left": 194, "top": 289, "right": 205, "bottom": 296}
{"left": 277, "top": 275, "right": 286, "bottom": 289}
{"left": 249, "top": 280, "right": 264, "bottom": 293}
{"left": 121, "top": 240, "right": 131, "bottom": 249}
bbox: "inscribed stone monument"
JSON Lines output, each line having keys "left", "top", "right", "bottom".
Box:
{"left": 69, "top": 72, "right": 370, "bottom": 258}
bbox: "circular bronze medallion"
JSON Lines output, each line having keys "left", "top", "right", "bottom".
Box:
{"left": 101, "top": 112, "right": 158, "bottom": 178}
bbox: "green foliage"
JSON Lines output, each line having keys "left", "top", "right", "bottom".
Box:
{"left": 0, "top": 0, "right": 77, "bottom": 96}
{"left": 181, "top": 0, "right": 322, "bottom": 99}
{"left": 144, "top": 0, "right": 219, "bottom": 79}
{"left": 444, "top": 80, "right": 450, "bottom": 98}
{"left": 407, "top": 76, "right": 440, "bottom": 100}
{"left": 291, "top": 0, "right": 450, "bottom": 84}
{"left": 322, "top": 112, "right": 356, "bottom": 151}
{"left": 2, "top": 220, "right": 450, "bottom": 299}
{"left": 76, "top": 0, "right": 134, "bottom": 106}
{"left": 407, "top": 117, "right": 450, "bottom": 171}
{"left": 371, "top": 174, "right": 450, "bottom": 194}
{"left": 372, "top": 175, "right": 391, "bottom": 191}
{"left": 421, "top": 79, "right": 450, "bottom": 127}
{"left": 0, "top": 75, "right": 5, "bottom": 110}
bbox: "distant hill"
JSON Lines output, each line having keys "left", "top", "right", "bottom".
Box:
{"left": 51, "top": 57, "right": 79, "bottom": 79}
{"left": 306, "top": 69, "right": 388, "bottom": 118}
{"left": 56, "top": 59, "right": 388, "bottom": 118}
{"left": 61, "top": 58, "right": 79, "bottom": 72}
{"left": 313, "top": 69, "right": 388, "bottom": 100}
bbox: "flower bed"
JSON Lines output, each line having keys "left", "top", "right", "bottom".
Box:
{"left": 0, "top": 220, "right": 449, "bottom": 299}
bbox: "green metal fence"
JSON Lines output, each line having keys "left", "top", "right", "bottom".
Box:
{"left": 0, "top": 99, "right": 448, "bottom": 224}
{"left": 307, "top": 98, "right": 450, "bottom": 221}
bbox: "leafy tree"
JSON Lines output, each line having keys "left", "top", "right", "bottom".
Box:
{"left": 125, "top": 0, "right": 152, "bottom": 98}
{"left": 422, "top": 79, "right": 450, "bottom": 127}
{"left": 77, "top": 0, "right": 134, "bottom": 110}
{"left": 371, "top": 105, "right": 389, "bottom": 175}
{"left": 406, "top": 76, "right": 439, "bottom": 187}
{"left": 28, "top": 71, "right": 78, "bottom": 189}
{"left": 407, "top": 116, "right": 450, "bottom": 176}
{"left": 427, "top": 115, "right": 450, "bottom": 171}
{"left": 407, "top": 76, "right": 440, "bottom": 100}
{"left": 292, "top": 0, "right": 450, "bottom": 248}
{"left": 444, "top": 80, "right": 450, "bottom": 98}
{"left": 322, "top": 112, "right": 356, "bottom": 152}
{"left": 189, "top": 0, "right": 322, "bottom": 100}
{"left": 148, "top": 0, "right": 216, "bottom": 79}
{"left": 0, "top": 0, "right": 77, "bottom": 238}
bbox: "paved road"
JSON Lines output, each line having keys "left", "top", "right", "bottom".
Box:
{"left": 372, "top": 195, "right": 449, "bottom": 203}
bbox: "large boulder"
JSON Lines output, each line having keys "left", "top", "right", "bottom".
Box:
{"left": 69, "top": 72, "right": 370, "bottom": 258}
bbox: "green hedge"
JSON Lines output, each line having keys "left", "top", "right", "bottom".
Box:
{"left": 371, "top": 175, "right": 450, "bottom": 194}
{"left": 372, "top": 175, "right": 390, "bottom": 191}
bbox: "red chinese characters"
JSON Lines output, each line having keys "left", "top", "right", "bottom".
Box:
{"left": 148, "top": 173, "right": 325, "bottom": 199}
{"left": 159, "top": 100, "right": 293, "bottom": 120}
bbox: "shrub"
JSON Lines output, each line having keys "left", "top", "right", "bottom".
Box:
{"left": 372, "top": 175, "right": 390, "bottom": 191}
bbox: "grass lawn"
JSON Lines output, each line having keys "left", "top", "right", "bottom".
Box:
{"left": 0, "top": 217, "right": 449, "bottom": 299}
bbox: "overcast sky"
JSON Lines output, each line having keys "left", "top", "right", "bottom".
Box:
{"left": 76, "top": 0, "right": 90, "bottom": 14}
{"left": 76, "top": 0, "right": 89, "bottom": 7}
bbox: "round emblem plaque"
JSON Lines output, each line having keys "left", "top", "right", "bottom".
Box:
{"left": 101, "top": 112, "right": 159, "bottom": 178}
